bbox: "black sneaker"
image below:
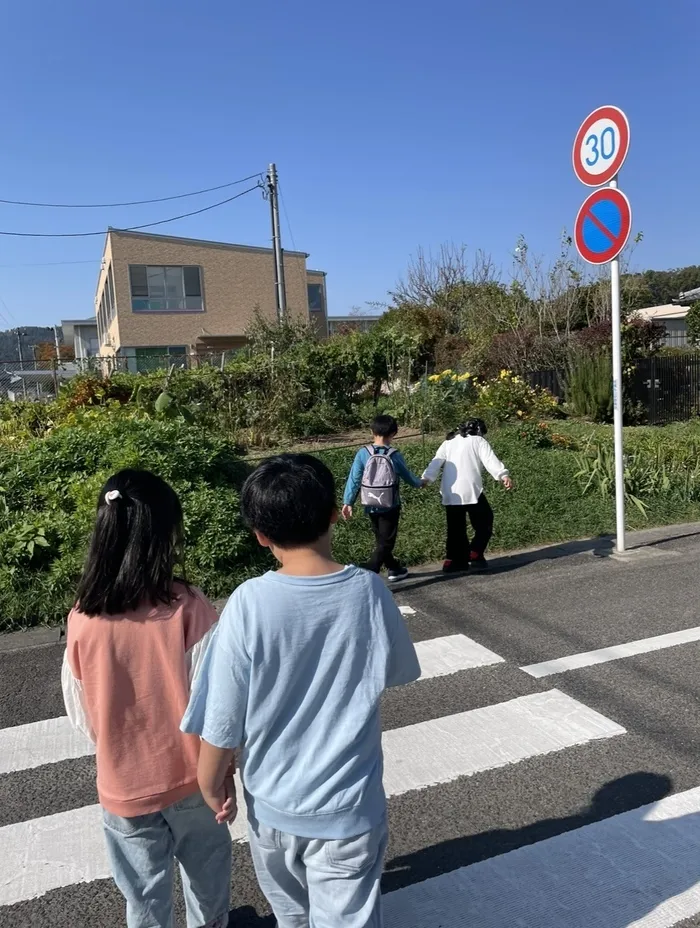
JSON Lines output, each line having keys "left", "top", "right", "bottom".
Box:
{"left": 469, "top": 555, "right": 489, "bottom": 571}
{"left": 388, "top": 566, "right": 410, "bottom": 582}
{"left": 442, "top": 560, "right": 469, "bottom": 574}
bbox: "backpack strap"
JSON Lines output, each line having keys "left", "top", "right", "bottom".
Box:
{"left": 365, "top": 444, "right": 376, "bottom": 456}
{"left": 384, "top": 447, "right": 397, "bottom": 458}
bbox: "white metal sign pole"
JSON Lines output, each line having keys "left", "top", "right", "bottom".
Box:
{"left": 609, "top": 176, "right": 626, "bottom": 553}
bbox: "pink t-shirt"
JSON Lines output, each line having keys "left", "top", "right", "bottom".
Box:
{"left": 66, "top": 583, "right": 217, "bottom": 816}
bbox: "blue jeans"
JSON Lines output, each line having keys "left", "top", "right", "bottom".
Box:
{"left": 102, "top": 791, "right": 232, "bottom": 928}
{"left": 248, "top": 817, "right": 388, "bottom": 928}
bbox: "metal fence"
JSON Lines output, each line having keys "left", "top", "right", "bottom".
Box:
{"left": 526, "top": 369, "right": 565, "bottom": 401}
{"left": 530, "top": 355, "right": 700, "bottom": 425}
{"left": 0, "top": 352, "right": 248, "bottom": 402}
{"left": 633, "top": 355, "right": 700, "bottom": 425}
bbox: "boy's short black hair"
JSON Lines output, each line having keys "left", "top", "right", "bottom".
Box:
{"left": 241, "top": 453, "right": 337, "bottom": 547}
{"left": 371, "top": 414, "right": 399, "bottom": 438}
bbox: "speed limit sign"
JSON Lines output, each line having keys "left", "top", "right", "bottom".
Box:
{"left": 572, "top": 105, "right": 630, "bottom": 186}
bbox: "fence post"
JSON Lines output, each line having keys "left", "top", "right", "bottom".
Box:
{"left": 52, "top": 358, "right": 59, "bottom": 398}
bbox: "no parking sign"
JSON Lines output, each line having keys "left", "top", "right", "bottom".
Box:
{"left": 574, "top": 188, "right": 632, "bottom": 265}
{"left": 571, "top": 105, "right": 631, "bottom": 554}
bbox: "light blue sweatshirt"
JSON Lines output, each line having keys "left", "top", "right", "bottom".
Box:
{"left": 181, "top": 566, "right": 421, "bottom": 839}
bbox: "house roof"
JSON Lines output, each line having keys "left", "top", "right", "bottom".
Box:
{"left": 635, "top": 304, "right": 689, "bottom": 322}
{"left": 106, "top": 228, "right": 309, "bottom": 259}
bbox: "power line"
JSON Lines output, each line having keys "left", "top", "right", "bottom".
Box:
{"left": 278, "top": 184, "right": 309, "bottom": 298}
{"left": 0, "top": 184, "right": 263, "bottom": 238}
{"left": 0, "top": 172, "right": 264, "bottom": 209}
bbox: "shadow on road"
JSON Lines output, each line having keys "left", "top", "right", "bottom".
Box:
{"left": 225, "top": 774, "right": 685, "bottom": 927}
{"left": 398, "top": 534, "right": 616, "bottom": 593}
{"left": 383, "top": 771, "right": 673, "bottom": 893}
{"left": 381, "top": 772, "right": 700, "bottom": 927}
{"left": 398, "top": 525, "right": 700, "bottom": 594}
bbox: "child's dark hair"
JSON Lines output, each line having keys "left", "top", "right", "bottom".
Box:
{"left": 76, "top": 469, "right": 184, "bottom": 617}
{"left": 241, "top": 453, "right": 336, "bottom": 548}
{"left": 371, "top": 414, "right": 398, "bottom": 439}
{"left": 446, "top": 418, "right": 488, "bottom": 440}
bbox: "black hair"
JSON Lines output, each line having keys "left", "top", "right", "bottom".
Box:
{"left": 446, "top": 418, "right": 488, "bottom": 440}
{"left": 241, "top": 453, "right": 336, "bottom": 548}
{"left": 371, "top": 414, "right": 399, "bottom": 439}
{"left": 76, "top": 469, "right": 184, "bottom": 617}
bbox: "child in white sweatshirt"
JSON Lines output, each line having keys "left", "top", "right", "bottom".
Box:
{"left": 422, "top": 418, "right": 513, "bottom": 572}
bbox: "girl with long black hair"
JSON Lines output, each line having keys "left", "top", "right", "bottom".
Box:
{"left": 61, "top": 469, "right": 232, "bottom": 928}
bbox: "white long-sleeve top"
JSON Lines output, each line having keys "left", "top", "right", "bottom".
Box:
{"left": 422, "top": 434, "right": 509, "bottom": 505}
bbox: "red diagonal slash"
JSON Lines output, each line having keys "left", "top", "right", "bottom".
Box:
{"left": 585, "top": 207, "right": 617, "bottom": 244}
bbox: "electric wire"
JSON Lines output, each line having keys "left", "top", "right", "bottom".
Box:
{"left": 0, "top": 184, "right": 263, "bottom": 238}
{"left": 0, "top": 173, "right": 263, "bottom": 209}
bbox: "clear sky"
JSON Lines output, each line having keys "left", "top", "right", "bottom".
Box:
{"left": 0, "top": 0, "right": 696, "bottom": 329}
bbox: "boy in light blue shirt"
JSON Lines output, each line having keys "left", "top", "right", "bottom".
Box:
{"left": 182, "top": 453, "right": 420, "bottom": 928}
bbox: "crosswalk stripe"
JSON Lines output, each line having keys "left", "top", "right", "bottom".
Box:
{"left": 383, "top": 785, "right": 700, "bottom": 927}
{"left": 0, "top": 716, "right": 92, "bottom": 776}
{"left": 414, "top": 634, "right": 503, "bottom": 677}
{"left": 0, "top": 689, "right": 624, "bottom": 906}
{"left": 382, "top": 689, "right": 624, "bottom": 795}
{"left": 0, "top": 634, "right": 505, "bottom": 776}
{"left": 521, "top": 624, "right": 700, "bottom": 678}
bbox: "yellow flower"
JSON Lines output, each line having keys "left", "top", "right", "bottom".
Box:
{"left": 428, "top": 374, "right": 440, "bottom": 383}
{"left": 458, "top": 373, "right": 471, "bottom": 382}
{"left": 500, "top": 369, "right": 511, "bottom": 379}
{"left": 441, "top": 369, "right": 453, "bottom": 376}
{"left": 516, "top": 410, "right": 524, "bottom": 417}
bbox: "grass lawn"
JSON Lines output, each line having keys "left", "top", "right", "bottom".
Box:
{"left": 327, "top": 422, "right": 700, "bottom": 569}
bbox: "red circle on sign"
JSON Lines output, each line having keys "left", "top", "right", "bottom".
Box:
{"left": 574, "top": 188, "right": 632, "bottom": 265}
{"left": 573, "top": 105, "right": 630, "bottom": 186}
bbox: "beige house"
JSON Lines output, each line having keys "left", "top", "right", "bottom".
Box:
{"left": 94, "top": 229, "right": 327, "bottom": 367}
{"left": 635, "top": 304, "right": 689, "bottom": 347}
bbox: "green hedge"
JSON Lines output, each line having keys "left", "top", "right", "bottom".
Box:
{"left": 3, "top": 417, "right": 700, "bottom": 631}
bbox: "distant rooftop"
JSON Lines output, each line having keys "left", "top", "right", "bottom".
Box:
{"left": 636, "top": 304, "right": 689, "bottom": 321}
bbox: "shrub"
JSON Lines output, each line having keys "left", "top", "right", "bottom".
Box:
{"left": 565, "top": 353, "right": 613, "bottom": 422}
{"left": 472, "top": 370, "right": 560, "bottom": 424}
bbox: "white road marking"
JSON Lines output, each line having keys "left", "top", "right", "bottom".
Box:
{"left": 0, "top": 716, "right": 94, "bottom": 776}
{"left": 521, "top": 625, "right": 700, "bottom": 678}
{"left": 0, "top": 635, "right": 505, "bottom": 776}
{"left": 0, "top": 690, "right": 624, "bottom": 906}
{"left": 384, "top": 785, "right": 700, "bottom": 927}
{"left": 414, "top": 634, "right": 503, "bottom": 678}
{"left": 382, "top": 689, "right": 624, "bottom": 796}
{"left": 398, "top": 605, "right": 415, "bottom": 615}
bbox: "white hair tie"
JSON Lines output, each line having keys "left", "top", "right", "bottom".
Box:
{"left": 105, "top": 490, "right": 122, "bottom": 505}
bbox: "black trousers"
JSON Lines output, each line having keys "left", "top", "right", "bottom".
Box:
{"left": 445, "top": 495, "right": 494, "bottom": 564}
{"left": 366, "top": 507, "right": 402, "bottom": 573}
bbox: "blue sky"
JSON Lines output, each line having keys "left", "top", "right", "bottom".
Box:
{"left": 0, "top": 0, "right": 696, "bottom": 330}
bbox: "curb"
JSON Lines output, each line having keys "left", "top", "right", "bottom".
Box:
{"left": 2, "top": 521, "right": 699, "bottom": 653}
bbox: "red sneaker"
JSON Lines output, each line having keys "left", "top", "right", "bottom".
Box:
{"left": 442, "top": 559, "right": 468, "bottom": 574}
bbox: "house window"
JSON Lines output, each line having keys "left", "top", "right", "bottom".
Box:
{"left": 130, "top": 266, "right": 203, "bottom": 312}
{"left": 132, "top": 346, "right": 188, "bottom": 373}
{"left": 308, "top": 283, "right": 325, "bottom": 313}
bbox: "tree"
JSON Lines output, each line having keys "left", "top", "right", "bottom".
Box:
{"left": 686, "top": 302, "right": 700, "bottom": 348}
{"left": 33, "top": 341, "right": 75, "bottom": 362}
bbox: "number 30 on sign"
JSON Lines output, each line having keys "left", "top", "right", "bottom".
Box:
{"left": 572, "top": 106, "right": 630, "bottom": 187}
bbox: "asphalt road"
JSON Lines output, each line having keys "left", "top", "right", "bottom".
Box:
{"left": 2, "top": 522, "right": 700, "bottom": 927}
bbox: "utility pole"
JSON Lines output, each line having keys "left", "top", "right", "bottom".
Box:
{"left": 16, "top": 328, "right": 24, "bottom": 370}
{"left": 52, "top": 325, "right": 62, "bottom": 396}
{"left": 266, "top": 163, "right": 287, "bottom": 322}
